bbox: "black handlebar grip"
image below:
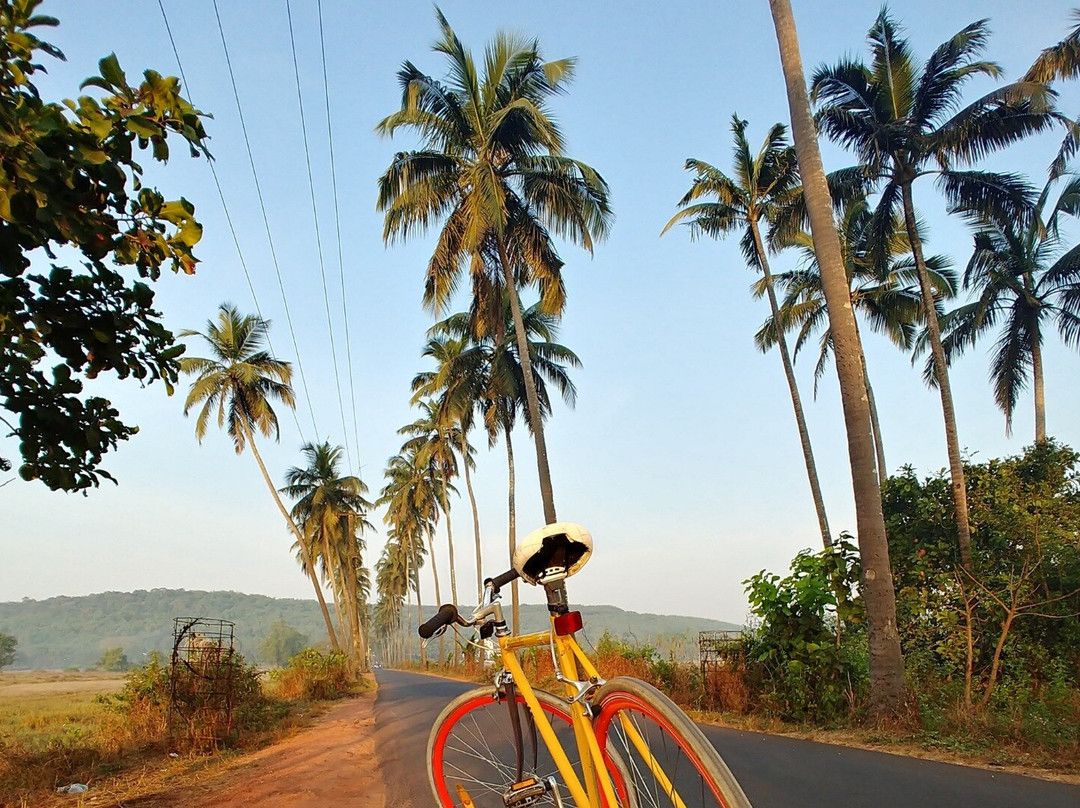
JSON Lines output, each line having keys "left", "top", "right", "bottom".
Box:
{"left": 419, "top": 604, "right": 459, "bottom": 639}
{"left": 489, "top": 569, "right": 519, "bottom": 591}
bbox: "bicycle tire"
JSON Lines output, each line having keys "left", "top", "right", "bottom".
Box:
{"left": 592, "top": 677, "right": 753, "bottom": 808}
{"left": 428, "top": 686, "right": 586, "bottom": 808}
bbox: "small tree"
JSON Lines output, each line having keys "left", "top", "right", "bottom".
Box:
{"left": 259, "top": 621, "right": 309, "bottom": 667}
{"left": 0, "top": 0, "right": 208, "bottom": 490}
{"left": 744, "top": 537, "right": 866, "bottom": 721}
{"left": 0, "top": 632, "right": 16, "bottom": 670}
{"left": 97, "top": 647, "right": 130, "bottom": 672}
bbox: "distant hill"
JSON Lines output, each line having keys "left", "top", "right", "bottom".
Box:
{"left": 0, "top": 589, "right": 741, "bottom": 669}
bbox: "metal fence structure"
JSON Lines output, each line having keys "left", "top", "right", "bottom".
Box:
{"left": 169, "top": 617, "right": 238, "bottom": 749}
{"left": 699, "top": 630, "right": 746, "bottom": 710}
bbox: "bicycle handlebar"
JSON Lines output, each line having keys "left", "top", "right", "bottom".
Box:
{"left": 487, "top": 568, "right": 519, "bottom": 592}
{"left": 418, "top": 569, "right": 519, "bottom": 639}
{"left": 418, "top": 604, "right": 461, "bottom": 639}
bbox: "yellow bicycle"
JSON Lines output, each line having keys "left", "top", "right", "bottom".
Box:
{"left": 418, "top": 522, "right": 753, "bottom": 808}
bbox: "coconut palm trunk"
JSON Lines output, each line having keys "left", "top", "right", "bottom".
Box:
{"left": 461, "top": 430, "right": 484, "bottom": 600}
{"left": 426, "top": 527, "right": 444, "bottom": 664}
{"left": 499, "top": 239, "right": 558, "bottom": 525}
{"left": 769, "top": 0, "right": 905, "bottom": 717}
{"left": 437, "top": 470, "right": 460, "bottom": 665}
{"left": 1031, "top": 334, "right": 1047, "bottom": 443}
{"left": 899, "top": 183, "right": 973, "bottom": 571}
{"left": 852, "top": 321, "right": 888, "bottom": 480}
{"left": 505, "top": 422, "right": 520, "bottom": 634}
{"left": 242, "top": 421, "right": 339, "bottom": 650}
{"left": 749, "top": 219, "right": 832, "bottom": 548}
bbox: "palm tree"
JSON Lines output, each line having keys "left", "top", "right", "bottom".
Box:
{"left": 411, "top": 336, "right": 485, "bottom": 602}
{"left": 399, "top": 399, "right": 463, "bottom": 663}
{"left": 767, "top": 0, "right": 905, "bottom": 718}
{"left": 663, "top": 114, "right": 832, "bottom": 549}
{"left": 758, "top": 197, "right": 957, "bottom": 480}
{"left": 282, "top": 441, "right": 373, "bottom": 669}
{"left": 374, "top": 529, "right": 421, "bottom": 664}
{"left": 429, "top": 299, "right": 579, "bottom": 632}
{"left": 1026, "top": 10, "right": 1080, "bottom": 85}
{"left": 180, "top": 304, "right": 339, "bottom": 650}
{"left": 939, "top": 168, "right": 1080, "bottom": 442}
{"left": 810, "top": 7, "right": 1057, "bottom": 571}
{"left": 380, "top": 448, "right": 444, "bottom": 664}
{"left": 376, "top": 9, "right": 612, "bottom": 526}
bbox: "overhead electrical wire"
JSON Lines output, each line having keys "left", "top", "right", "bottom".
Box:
{"left": 156, "top": 0, "right": 309, "bottom": 445}
{"left": 284, "top": 0, "right": 354, "bottom": 470}
{"left": 317, "top": 0, "right": 365, "bottom": 478}
{"left": 210, "top": 0, "right": 321, "bottom": 438}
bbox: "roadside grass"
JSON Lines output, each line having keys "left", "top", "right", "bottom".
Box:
{"left": 0, "top": 662, "right": 375, "bottom": 807}
{"left": 392, "top": 649, "right": 1080, "bottom": 783}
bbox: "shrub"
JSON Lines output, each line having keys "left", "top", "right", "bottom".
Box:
{"left": 268, "top": 649, "right": 354, "bottom": 701}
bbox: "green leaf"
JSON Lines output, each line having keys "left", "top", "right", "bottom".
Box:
{"left": 77, "top": 145, "right": 108, "bottom": 165}
{"left": 126, "top": 117, "right": 158, "bottom": 139}
{"left": 98, "top": 53, "right": 126, "bottom": 89}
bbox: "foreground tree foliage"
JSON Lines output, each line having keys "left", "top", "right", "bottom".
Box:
{"left": 0, "top": 0, "right": 207, "bottom": 490}
{"left": 884, "top": 441, "right": 1080, "bottom": 731}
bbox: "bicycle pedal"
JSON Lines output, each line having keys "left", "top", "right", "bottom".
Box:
{"left": 502, "top": 777, "right": 547, "bottom": 807}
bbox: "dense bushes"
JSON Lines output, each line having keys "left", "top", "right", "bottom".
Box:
{"left": 883, "top": 441, "right": 1080, "bottom": 749}
{"left": 742, "top": 537, "right": 868, "bottom": 722}
{"left": 267, "top": 649, "right": 354, "bottom": 701}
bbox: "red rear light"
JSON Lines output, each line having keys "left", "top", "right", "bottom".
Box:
{"left": 553, "top": 610, "right": 583, "bottom": 636}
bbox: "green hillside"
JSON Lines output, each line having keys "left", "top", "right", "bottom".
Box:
{"left": 0, "top": 589, "right": 741, "bottom": 669}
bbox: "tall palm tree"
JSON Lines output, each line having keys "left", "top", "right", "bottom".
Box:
{"left": 757, "top": 197, "right": 957, "bottom": 480}
{"left": 429, "top": 299, "right": 579, "bottom": 632}
{"left": 399, "top": 400, "right": 463, "bottom": 663}
{"left": 380, "top": 448, "right": 444, "bottom": 664}
{"left": 768, "top": 0, "right": 905, "bottom": 718}
{"left": 377, "top": 9, "right": 612, "bottom": 525}
{"left": 663, "top": 115, "right": 832, "bottom": 549}
{"left": 811, "top": 8, "right": 1058, "bottom": 571}
{"left": 282, "top": 441, "right": 373, "bottom": 669}
{"left": 939, "top": 168, "right": 1080, "bottom": 442}
{"left": 412, "top": 334, "right": 486, "bottom": 602}
{"left": 180, "top": 304, "right": 339, "bottom": 650}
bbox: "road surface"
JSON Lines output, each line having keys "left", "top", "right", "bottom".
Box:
{"left": 373, "top": 668, "right": 1080, "bottom": 807}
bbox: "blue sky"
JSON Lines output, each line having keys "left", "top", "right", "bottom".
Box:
{"left": 2, "top": 1, "right": 1078, "bottom": 624}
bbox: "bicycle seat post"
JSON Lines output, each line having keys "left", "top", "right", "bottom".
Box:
{"left": 543, "top": 580, "right": 569, "bottom": 615}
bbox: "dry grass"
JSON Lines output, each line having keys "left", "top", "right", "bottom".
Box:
{"left": 0, "top": 667, "right": 370, "bottom": 807}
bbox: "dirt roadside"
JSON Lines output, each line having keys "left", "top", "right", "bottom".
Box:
{"left": 115, "top": 691, "right": 386, "bottom": 808}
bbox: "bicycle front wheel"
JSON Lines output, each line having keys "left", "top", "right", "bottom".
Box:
{"left": 428, "top": 686, "right": 583, "bottom": 808}
{"left": 592, "top": 677, "right": 753, "bottom": 808}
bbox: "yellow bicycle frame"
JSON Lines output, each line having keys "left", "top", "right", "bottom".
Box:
{"left": 489, "top": 614, "right": 687, "bottom": 808}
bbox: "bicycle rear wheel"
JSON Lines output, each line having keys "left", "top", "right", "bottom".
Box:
{"left": 592, "top": 677, "right": 753, "bottom": 808}
{"left": 428, "top": 686, "right": 583, "bottom": 808}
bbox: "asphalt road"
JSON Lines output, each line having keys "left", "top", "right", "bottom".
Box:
{"left": 373, "top": 668, "right": 1080, "bottom": 807}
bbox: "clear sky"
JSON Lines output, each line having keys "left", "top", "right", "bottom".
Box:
{"left": 2, "top": 1, "right": 1078, "bottom": 624}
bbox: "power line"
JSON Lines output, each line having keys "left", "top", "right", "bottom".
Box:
{"left": 157, "top": 0, "right": 308, "bottom": 445}
{"left": 211, "top": 0, "right": 320, "bottom": 439}
{"left": 317, "top": 0, "right": 365, "bottom": 478}
{"left": 285, "top": 0, "right": 353, "bottom": 468}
